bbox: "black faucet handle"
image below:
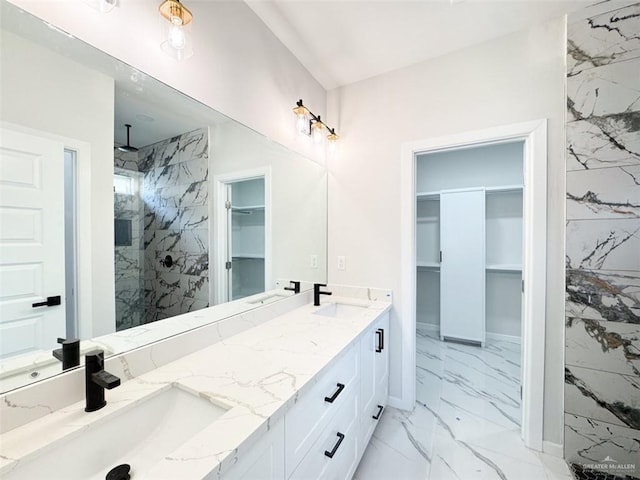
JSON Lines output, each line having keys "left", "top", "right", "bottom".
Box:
{"left": 92, "top": 370, "right": 121, "bottom": 390}
{"left": 284, "top": 280, "right": 301, "bottom": 293}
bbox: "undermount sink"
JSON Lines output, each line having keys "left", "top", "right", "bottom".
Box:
{"left": 313, "top": 302, "right": 369, "bottom": 319}
{"left": 5, "top": 386, "right": 228, "bottom": 480}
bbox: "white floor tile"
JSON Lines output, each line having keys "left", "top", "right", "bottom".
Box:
{"left": 355, "top": 333, "right": 573, "bottom": 480}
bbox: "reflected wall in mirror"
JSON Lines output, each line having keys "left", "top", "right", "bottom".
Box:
{"left": 0, "top": 0, "right": 327, "bottom": 393}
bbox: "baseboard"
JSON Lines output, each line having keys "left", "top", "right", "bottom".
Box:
{"left": 417, "top": 324, "right": 521, "bottom": 346}
{"left": 486, "top": 332, "right": 521, "bottom": 345}
{"left": 543, "top": 440, "right": 564, "bottom": 458}
{"left": 387, "top": 394, "right": 412, "bottom": 411}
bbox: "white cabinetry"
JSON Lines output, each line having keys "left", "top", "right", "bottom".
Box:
{"left": 223, "top": 419, "right": 285, "bottom": 480}
{"left": 440, "top": 189, "right": 486, "bottom": 344}
{"left": 359, "top": 313, "right": 389, "bottom": 448}
{"left": 415, "top": 141, "right": 524, "bottom": 343}
{"left": 221, "top": 311, "right": 390, "bottom": 480}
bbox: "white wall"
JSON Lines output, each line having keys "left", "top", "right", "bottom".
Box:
{"left": 7, "top": 0, "right": 327, "bottom": 165}
{"left": 0, "top": 29, "right": 116, "bottom": 338}
{"left": 327, "top": 17, "right": 567, "bottom": 445}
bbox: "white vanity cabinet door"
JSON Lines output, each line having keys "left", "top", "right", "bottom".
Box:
{"left": 359, "top": 313, "right": 390, "bottom": 448}
{"left": 285, "top": 345, "right": 359, "bottom": 477}
{"left": 289, "top": 387, "right": 359, "bottom": 480}
{"left": 220, "top": 418, "right": 285, "bottom": 480}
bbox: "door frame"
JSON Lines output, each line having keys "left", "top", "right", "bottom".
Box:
{"left": 400, "top": 119, "right": 547, "bottom": 451}
{"left": 212, "top": 167, "right": 272, "bottom": 305}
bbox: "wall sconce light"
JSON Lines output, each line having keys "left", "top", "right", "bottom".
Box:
{"left": 159, "top": 0, "right": 193, "bottom": 61}
{"left": 293, "top": 99, "right": 339, "bottom": 146}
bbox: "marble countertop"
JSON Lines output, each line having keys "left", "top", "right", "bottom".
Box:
{"left": 0, "top": 296, "right": 391, "bottom": 479}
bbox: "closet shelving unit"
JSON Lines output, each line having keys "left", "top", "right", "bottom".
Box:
{"left": 415, "top": 141, "right": 524, "bottom": 345}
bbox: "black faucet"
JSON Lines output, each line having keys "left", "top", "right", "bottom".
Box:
{"left": 284, "top": 280, "right": 301, "bottom": 294}
{"left": 85, "top": 350, "right": 120, "bottom": 412}
{"left": 52, "top": 337, "right": 80, "bottom": 371}
{"left": 313, "top": 283, "right": 332, "bottom": 306}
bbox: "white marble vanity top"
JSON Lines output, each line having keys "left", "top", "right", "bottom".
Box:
{"left": 0, "top": 295, "right": 391, "bottom": 479}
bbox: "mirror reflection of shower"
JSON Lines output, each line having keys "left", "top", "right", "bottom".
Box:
{"left": 113, "top": 125, "right": 210, "bottom": 330}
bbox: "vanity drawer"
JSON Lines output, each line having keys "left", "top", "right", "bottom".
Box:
{"left": 285, "top": 345, "right": 358, "bottom": 476}
{"left": 289, "top": 387, "right": 358, "bottom": 480}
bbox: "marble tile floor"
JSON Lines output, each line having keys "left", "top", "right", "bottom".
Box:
{"left": 354, "top": 325, "right": 573, "bottom": 480}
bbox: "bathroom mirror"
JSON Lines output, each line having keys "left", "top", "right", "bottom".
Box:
{"left": 0, "top": 0, "right": 327, "bottom": 393}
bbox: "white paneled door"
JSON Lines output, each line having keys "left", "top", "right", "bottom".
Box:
{"left": 0, "top": 127, "right": 66, "bottom": 357}
{"left": 440, "top": 188, "right": 486, "bottom": 344}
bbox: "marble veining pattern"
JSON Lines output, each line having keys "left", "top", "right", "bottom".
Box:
{"left": 113, "top": 167, "right": 144, "bottom": 330}
{"left": 567, "top": 166, "right": 640, "bottom": 220}
{"left": 567, "top": 3, "right": 640, "bottom": 76}
{"left": 565, "top": 269, "right": 640, "bottom": 324}
{"left": 566, "top": 2, "right": 640, "bottom": 477}
{"left": 355, "top": 325, "right": 572, "bottom": 480}
{"left": 0, "top": 295, "right": 392, "bottom": 479}
{"left": 566, "top": 318, "right": 640, "bottom": 377}
{"left": 138, "top": 128, "right": 210, "bottom": 323}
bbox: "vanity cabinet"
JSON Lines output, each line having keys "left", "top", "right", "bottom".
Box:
{"left": 359, "top": 313, "right": 389, "bottom": 448}
{"left": 223, "top": 419, "right": 285, "bottom": 480}
{"left": 220, "top": 312, "right": 389, "bottom": 480}
{"left": 285, "top": 345, "right": 359, "bottom": 477}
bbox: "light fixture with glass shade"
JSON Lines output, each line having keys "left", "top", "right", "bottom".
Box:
{"left": 159, "top": 0, "right": 193, "bottom": 61}
{"left": 293, "top": 99, "right": 339, "bottom": 146}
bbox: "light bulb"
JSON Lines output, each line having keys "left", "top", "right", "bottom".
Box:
{"left": 311, "top": 121, "right": 325, "bottom": 144}
{"left": 168, "top": 23, "right": 186, "bottom": 50}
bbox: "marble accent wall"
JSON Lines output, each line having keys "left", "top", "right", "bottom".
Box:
{"left": 113, "top": 154, "right": 144, "bottom": 331}
{"left": 138, "top": 128, "right": 210, "bottom": 323}
{"left": 565, "top": 3, "right": 640, "bottom": 477}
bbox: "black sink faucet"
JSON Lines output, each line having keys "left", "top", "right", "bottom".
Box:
{"left": 85, "top": 350, "right": 120, "bottom": 412}
{"left": 52, "top": 337, "right": 80, "bottom": 371}
{"left": 313, "top": 283, "right": 332, "bottom": 306}
{"left": 284, "top": 280, "right": 301, "bottom": 294}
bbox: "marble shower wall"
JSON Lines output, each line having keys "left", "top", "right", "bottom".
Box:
{"left": 113, "top": 154, "right": 144, "bottom": 330}
{"left": 138, "top": 128, "right": 210, "bottom": 323}
{"left": 565, "top": 3, "right": 640, "bottom": 476}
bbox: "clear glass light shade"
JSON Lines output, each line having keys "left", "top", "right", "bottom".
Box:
{"left": 311, "top": 121, "right": 325, "bottom": 144}
{"left": 293, "top": 105, "right": 310, "bottom": 135}
{"left": 159, "top": 0, "right": 193, "bottom": 61}
{"left": 160, "top": 20, "right": 193, "bottom": 61}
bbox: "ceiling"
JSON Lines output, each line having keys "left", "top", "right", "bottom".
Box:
{"left": 246, "top": 0, "right": 591, "bottom": 90}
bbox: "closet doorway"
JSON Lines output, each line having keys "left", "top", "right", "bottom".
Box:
{"left": 213, "top": 169, "right": 271, "bottom": 304}
{"left": 400, "top": 120, "right": 547, "bottom": 451}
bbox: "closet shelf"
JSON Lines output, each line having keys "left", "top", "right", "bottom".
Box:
{"left": 232, "top": 254, "right": 265, "bottom": 259}
{"left": 417, "top": 185, "right": 523, "bottom": 199}
{"left": 417, "top": 261, "right": 440, "bottom": 270}
{"left": 231, "top": 204, "right": 265, "bottom": 211}
{"left": 486, "top": 264, "right": 522, "bottom": 272}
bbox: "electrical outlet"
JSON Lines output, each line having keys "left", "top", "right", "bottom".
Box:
{"left": 337, "top": 256, "right": 346, "bottom": 271}
{"left": 310, "top": 254, "right": 318, "bottom": 269}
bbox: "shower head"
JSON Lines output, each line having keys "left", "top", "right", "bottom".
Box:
{"left": 117, "top": 124, "right": 139, "bottom": 152}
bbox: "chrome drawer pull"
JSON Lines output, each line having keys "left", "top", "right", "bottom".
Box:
{"left": 324, "top": 383, "right": 345, "bottom": 403}
{"left": 324, "top": 432, "right": 345, "bottom": 458}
